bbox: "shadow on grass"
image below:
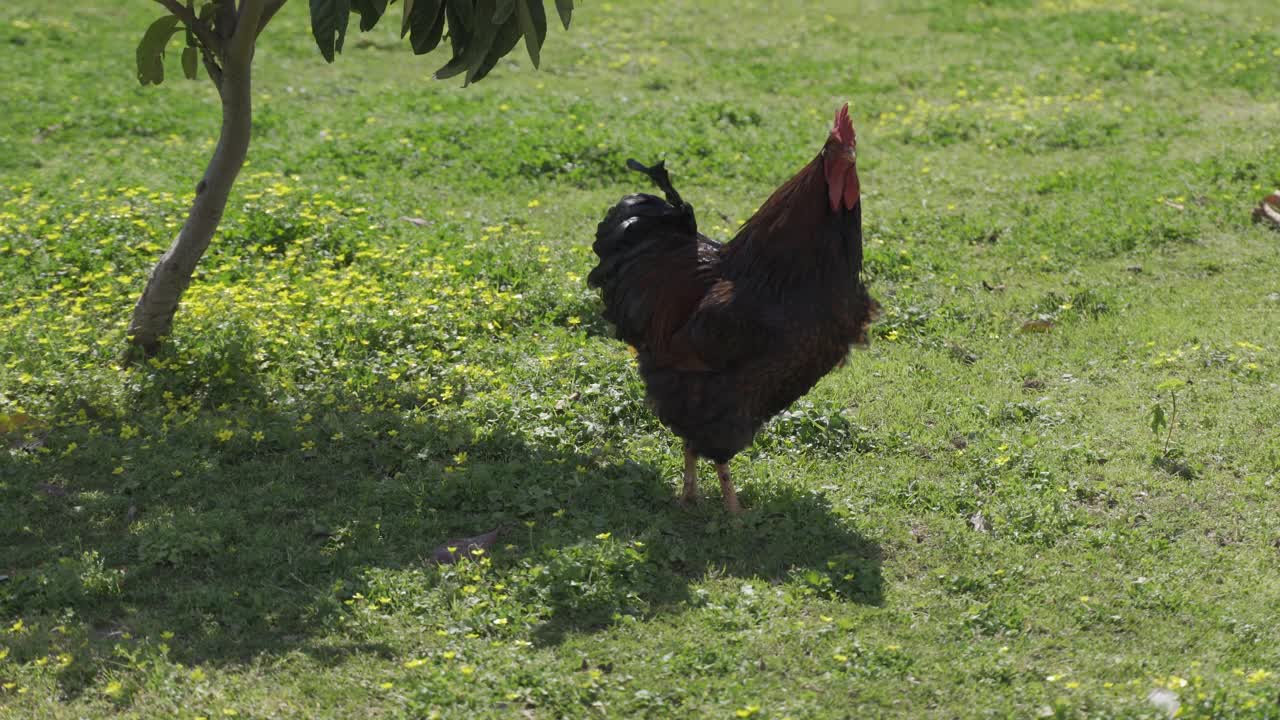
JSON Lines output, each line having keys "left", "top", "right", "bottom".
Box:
{"left": 1, "top": 381, "right": 881, "bottom": 699}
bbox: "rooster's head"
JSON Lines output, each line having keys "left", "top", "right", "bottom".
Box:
{"left": 822, "top": 103, "right": 860, "bottom": 213}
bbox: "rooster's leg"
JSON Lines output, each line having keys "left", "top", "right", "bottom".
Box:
{"left": 715, "top": 462, "right": 743, "bottom": 514}
{"left": 680, "top": 443, "right": 699, "bottom": 505}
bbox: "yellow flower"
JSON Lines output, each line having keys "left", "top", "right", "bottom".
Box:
{"left": 1246, "top": 669, "right": 1273, "bottom": 684}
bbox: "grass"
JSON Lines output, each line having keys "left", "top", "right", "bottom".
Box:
{"left": 2, "top": 0, "right": 1279, "bottom": 717}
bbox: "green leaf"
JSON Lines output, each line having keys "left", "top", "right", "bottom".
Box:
{"left": 136, "top": 15, "right": 182, "bottom": 86}
{"left": 400, "top": 0, "right": 415, "bottom": 36}
{"left": 450, "top": 0, "right": 475, "bottom": 33}
{"left": 310, "top": 0, "right": 352, "bottom": 63}
{"left": 1155, "top": 378, "right": 1185, "bottom": 392}
{"left": 436, "top": 0, "right": 497, "bottom": 81}
{"left": 1150, "top": 403, "right": 1166, "bottom": 436}
{"left": 181, "top": 45, "right": 199, "bottom": 80}
{"left": 493, "top": 0, "right": 517, "bottom": 23}
{"left": 554, "top": 0, "right": 573, "bottom": 29}
{"left": 408, "top": 0, "right": 446, "bottom": 54}
{"left": 444, "top": 1, "right": 469, "bottom": 59}
{"left": 351, "top": 0, "right": 390, "bottom": 32}
{"left": 516, "top": 0, "right": 546, "bottom": 68}
{"left": 465, "top": 1, "right": 505, "bottom": 83}
{"left": 469, "top": 15, "right": 520, "bottom": 83}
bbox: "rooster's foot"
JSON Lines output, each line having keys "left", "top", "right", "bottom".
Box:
{"left": 715, "top": 462, "right": 744, "bottom": 514}
{"left": 680, "top": 443, "right": 700, "bottom": 507}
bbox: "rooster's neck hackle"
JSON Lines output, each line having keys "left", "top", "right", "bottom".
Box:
{"left": 722, "top": 154, "right": 859, "bottom": 288}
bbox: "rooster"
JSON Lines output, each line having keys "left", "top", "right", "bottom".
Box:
{"left": 588, "top": 103, "right": 879, "bottom": 513}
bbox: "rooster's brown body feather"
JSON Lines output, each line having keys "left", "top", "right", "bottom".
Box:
{"left": 588, "top": 151, "right": 878, "bottom": 466}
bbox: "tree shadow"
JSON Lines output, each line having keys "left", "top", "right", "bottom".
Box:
{"left": 523, "top": 475, "right": 883, "bottom": 645}
{"left": 2, "top": 379, "right": 881, "bottom": 700}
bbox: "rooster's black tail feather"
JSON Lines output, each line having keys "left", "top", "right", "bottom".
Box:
{"left": 587, "top": 160, "right": 712, "bottom": 349}
{"left": 626, "top": 158, "right": 686, "bottom": 210}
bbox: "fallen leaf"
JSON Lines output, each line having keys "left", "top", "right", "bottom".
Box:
{"left": 946, "top": 342, "right": 978, "bottom": 365}
{"left": 910, "top": 524, "right": 928, "bottom": 543}
{"left": 1252, "top": 191, "right": 1280, "bottom": 230}
{"left": 37, "top": 483, "right": 67, "bottom": 498}
{"left": 399, "top": 216, "right": 432, "bottom": 227}
{"left": 1020, "top": 319, "right": 1055, "bottom": 334}
{"left": 33, "top": 123, "right": 63, "bottom": 144}
{"left": 427, "top": 527, "right": 504, "bottom": 565}
{"left": 0, "top": 413, "right": 42, "bottom": 434}
{"left": 969, "top": 513, "right": 987, "bottom": 533}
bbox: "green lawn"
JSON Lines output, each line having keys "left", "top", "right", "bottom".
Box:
{"left": 2, "top": 0, "right": 1280, "bottom": 717}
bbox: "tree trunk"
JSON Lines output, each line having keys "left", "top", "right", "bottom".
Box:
{"left": 126, "top": 1, "right": 267, "bottom": 357}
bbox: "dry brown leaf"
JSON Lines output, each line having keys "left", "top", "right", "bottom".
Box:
{"left": 1020, "top": 319, "right": 1055, "bottom": 334}
{"left": 1253, "top": 191, "right": 1280, "bottom": 230}
{"left": 969, "top": 513, "right": 988, "bottom": 533}
{"left": 427, "top": 527, "right": 504, "bottom": 565}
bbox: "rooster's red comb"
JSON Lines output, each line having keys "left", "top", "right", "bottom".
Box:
{"left": 831, "top": 103, "right": 855, "bottom": 146}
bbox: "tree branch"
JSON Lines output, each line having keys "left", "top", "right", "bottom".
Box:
{"left": 227, "top": 0, "right": 265, "bottom": 70}
{"left": 200, "top": 46, "right": 225, "bottom": 92}
{"left": 152, "top": 0, "right": 224, "bottom": 58}
{"left": 258, "top": 0, "right": 289, "bottom": 35}
{"left": 216, "top": 0, "right": 238, "bottom": 45}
